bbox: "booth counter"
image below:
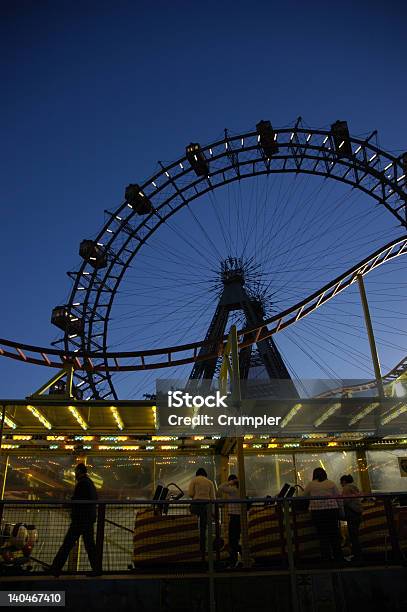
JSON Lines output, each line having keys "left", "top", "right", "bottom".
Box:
{"left": 132, "top": 501, "right": 407, "bottom": 567}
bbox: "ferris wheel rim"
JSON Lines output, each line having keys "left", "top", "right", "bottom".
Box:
{"left": 58, "top": 122, "right": 407, "bottom": 398}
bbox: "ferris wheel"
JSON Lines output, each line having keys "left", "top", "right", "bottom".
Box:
{"left": 1, "top": 118, "right": 407, "bottom": 401}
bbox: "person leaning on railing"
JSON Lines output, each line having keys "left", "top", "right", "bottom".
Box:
{"left": 188, "top": 468, "right": 216, "bottom": 555}
{"left": 302, "top": 467, "right": 344, "bottom": 564}
{"left": 340, "top": 474, "right": 363, "bottom": 563}
{"left": 217, "top": 474, "right": 241, "bottom": 568}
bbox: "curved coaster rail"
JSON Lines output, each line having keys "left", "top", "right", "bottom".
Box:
{"left": 1, "top": 235, "right": 406, "bottom": 373}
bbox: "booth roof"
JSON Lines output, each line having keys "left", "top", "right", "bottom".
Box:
{"left": 0, "top": 399, "right": 156, "bottom": 434}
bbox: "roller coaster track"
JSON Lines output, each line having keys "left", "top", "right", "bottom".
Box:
{"left": 0, "top": 235, "right": 406, "bottom": 374}
{"left": 316, "top": 353, "right": 407, "bottom": 398}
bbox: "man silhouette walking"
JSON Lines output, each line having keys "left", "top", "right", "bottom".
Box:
{"left": 51, "top": 463, "right": 99, "bottom": 576}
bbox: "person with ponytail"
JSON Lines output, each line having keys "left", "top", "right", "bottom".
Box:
{"left": 303, "top": 467, "right": 344, "bottom": 563}
{"left": 188, "top": 468, "right": 216, "bottom": 555}
{"left": 340, "top": 474, "right": 363, "bottom": 562}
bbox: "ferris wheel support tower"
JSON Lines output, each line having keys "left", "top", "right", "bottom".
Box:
{"left": 189, "top": 257, "right": 293, "bottom": 386}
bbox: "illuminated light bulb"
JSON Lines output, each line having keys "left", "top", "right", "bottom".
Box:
{"left": 280, "top": 403, "right": 302, "bottom": 428}
{"left": 68, "top": 406, "right": 88, "bottom": 430}
{"left": 314, "top": 403, "right": 341, "bottom": 427}
{"left": 4, "top": 415, "right": 17, "bottom": 429}
{"left": 349, "top": 402, "right": 379, "bottom": 425}
{"left": 151, "top": 406, "right": 157, "bottom": 428}
{"left": 26, "top": 405, "right": 52, "bottom": 430}
{"left": 110, "top": 406, "right": 124, "bottom": 430}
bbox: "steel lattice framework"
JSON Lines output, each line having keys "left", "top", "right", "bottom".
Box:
{"left": 1, "top": 121, "right": 407, "bottom": 400}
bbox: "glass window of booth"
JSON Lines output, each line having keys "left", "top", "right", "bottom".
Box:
{"left": 366, "top": 449, "right": 407, "bottom": 493}
{"left": 3, "top": 455, "right": 79, "bottom": 500}
{"left": 295, "top": 451, "right": 361, "bottom": 490}
{"left": 86, "top": 456, "right": 154, "bottom": 499}
{"left": 229, "top": 454, "right": 296, "bottom": 497}
{"left": 1, "top": 455, "right": 219, "bottom": 500}
{"left": 155, "top": 455, "right": 218, "bottom": 497}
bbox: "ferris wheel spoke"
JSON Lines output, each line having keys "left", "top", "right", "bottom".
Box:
{"left": 287, "top": 324, "right": 375, "bottom": 377}
{"left": 274, "top": 231, "right": 396, "bottom": 295}
{"left": 109, "top": 295, "right": 215, "bottom": 343}
{"left": 160, "top": 217, "right": 220, "bottom": 266}
{"left": 299, "top": 314, "right": 400, "bottom": 374}
{"left": 140, "top": 237, "right": 215, "bottom": 273}
{"left": 284, "top": 329, "right": 344, "bottom": 381}
{"left": 274, "top": 190, "right": 372, "bottom": 275}
{"left": 206, "top": 189, "right": 233, "bottom": 254}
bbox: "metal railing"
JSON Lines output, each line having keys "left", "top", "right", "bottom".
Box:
{"left": 0, "top": 492, "right": 406, "bottom": 577}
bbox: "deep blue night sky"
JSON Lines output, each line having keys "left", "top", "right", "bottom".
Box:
{"left": 1, "top": 0, "right": 406, "bottom": 398}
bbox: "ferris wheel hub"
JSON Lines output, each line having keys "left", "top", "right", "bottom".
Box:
{"left": 221, "top": 257, "right": 246, "bottom": 286}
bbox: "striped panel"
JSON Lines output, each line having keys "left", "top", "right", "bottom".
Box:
{"left": 359, "top": 501, "right": 389, "bottom": 553}
{"left": 247, "top": 506, "right": 285, "bottom": 559}
{"left": 395, "top": 507, "right": 407, "bottom": 549}
{"left": 133, "top": 510, "right": 202, "bottom": 564}
{"left": 294, "top": 501, "right": 392, "bottom": 558}
{"left": 292, "top": 511, "right": 321, "bottom": 559}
